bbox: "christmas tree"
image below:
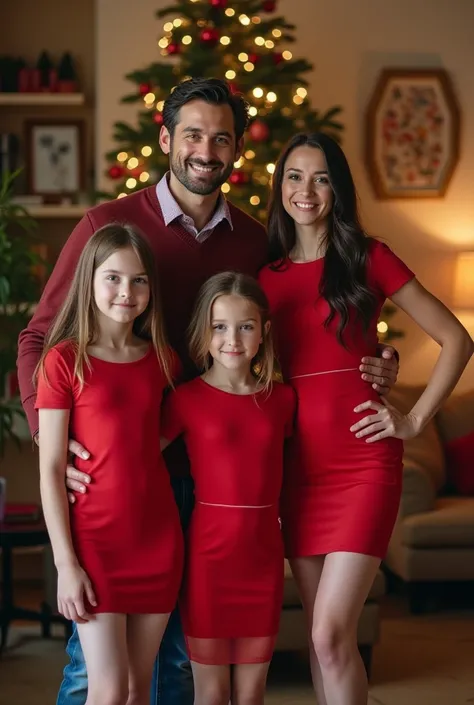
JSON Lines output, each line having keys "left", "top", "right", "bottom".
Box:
{"left": 377, "top": 304, "right": 405, "bottom": 343}
{"left": 102, "top": 0, "right": 343, "bottom": 221}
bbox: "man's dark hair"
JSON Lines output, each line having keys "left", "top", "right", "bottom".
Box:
{"left": 162, "top": 77, "right": 250, "bottom": 142}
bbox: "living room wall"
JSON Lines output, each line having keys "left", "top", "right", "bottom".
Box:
{"left": 96, "top": 0, "right": 474, "bottom": 390}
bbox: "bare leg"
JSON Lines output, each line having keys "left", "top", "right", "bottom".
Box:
{"left": 77, "top": 614, "right": 128, "bottom": 705}
{"left": 191, "top": 662, "right": 230, "bottom": 705}
{"left": 290, "top": 556, "right": 327, "bottom": 705}
{"left": 126, "top": 613, "right": 170, "bottom": 705}
{"left": 312, "top": 552, "right": 380, "bottom": 705}
{"left": 231, "top": 661, "right": 271, "bottom": 705}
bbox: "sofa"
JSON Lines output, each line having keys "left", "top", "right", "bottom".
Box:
{"left": 384, "top": 385, "right": 474, "bottom": 612}
{"left": 276, "top": 560, "right": 385, "bottom": 678}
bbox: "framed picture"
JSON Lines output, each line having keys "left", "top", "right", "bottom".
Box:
{"left": 25, "top": 120, "right": 85, "bottom": 198}
{"left": 365, "top": 68, "right": 461, "bottom": 199}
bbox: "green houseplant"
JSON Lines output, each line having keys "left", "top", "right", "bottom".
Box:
{"left": 0, "top": 170, "right": 45, "bottom": 456}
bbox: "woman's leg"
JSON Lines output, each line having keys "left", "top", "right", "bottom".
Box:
{"left": 312, "top": 552, "right": 380, "bottom": 705}
{"left": 191, "top": 662, "right": 230, "bottom": 705}
{"left": 289, "top": 556, "right": 327, "bottom": 705}
{"left": 127, "top": 613, "right": 171, "bottom": 705}
{"left": 77, "top": 614, "right": 128, "bottom": 705}
{"left": 231, "top": 662, "right": 271, "bottom": 705}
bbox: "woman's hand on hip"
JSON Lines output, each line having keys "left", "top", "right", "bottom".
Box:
{"left": 350, "top": 397, "right": 421, "bottom": 442}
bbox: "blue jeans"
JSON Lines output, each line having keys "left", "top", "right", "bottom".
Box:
{"left": 56, "top": 476, "right": 195, "bottom": 705}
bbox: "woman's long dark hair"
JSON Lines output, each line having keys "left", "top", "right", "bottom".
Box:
{"left": 267, "top": 132, "right": 376, "bottom": 345}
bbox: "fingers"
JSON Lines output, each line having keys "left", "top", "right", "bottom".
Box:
{"left": 361, "top": 359, "right": 397, "bottom": 380}
{"left": 84, "top": 580, "right": 97, "bottom": 608}
{"left": 65, "top": 466, "right": 91, "bottom": 495}
{"left": 354, "top": 421, "right": 387, "bottom": 438}
{"left": 380, "top": 345, "right": 396, "bottom": 359}
{"left": 353, "top": 400, "right": 383, "bottom": 414}
{"left": 350, "top": 413, "right": 381, "bottom": 432}
{"left": 68, "top": 439, "right": 90, "bottom": 460}
{"left": 372, "top": 382, "right": 390, "bottom": 396}
{"left": 74, "top": 594, "right": 91, "bottom": 623}
{"left": 365, "top": 428, "right": 393, "bottom": 443}
{"left": 67, "top": 492, "right": 76, "bottom": 505}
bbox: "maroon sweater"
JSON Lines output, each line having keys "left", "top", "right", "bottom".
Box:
{"left": 18, "top": 186, "right": 267, "bottom": 444}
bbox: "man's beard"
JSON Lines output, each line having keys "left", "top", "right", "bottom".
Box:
{"left": 170, "top": 152, "right": 234, "bottom": 196}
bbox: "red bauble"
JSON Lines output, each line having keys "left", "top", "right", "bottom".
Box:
{"left": 139, "top": 82, "right": 151, "bottom": 96}
{"left": 210, "top": 0, "right": 227, "bottom": 6}
{"left": 229, "top": 171, "right": 249, "bottom": 185}
{"left": 249, "top": 119, "right": 270, "bottom": 142}
{"left": 200, "top": 28, "right": 220, "bottom": 46}
{"left": 167, "top": 42, "right": 180, "bottom": 55}
{"left": 262, "top": 0, "right": 277, "bottom": 11}
{"left": 228, "top": 81, "right": 240, "bottom": 95}
{"left": 272, "top": 52, "right": 284, "bottom": 65}
{"left": 108, "top": 165, "right": 124, "bottom": 180}
{"left": 248, "top": 53, "right": 261, "bottom": 65}
{"left": 153, "top": 112, "right": 164, "bottom": 125}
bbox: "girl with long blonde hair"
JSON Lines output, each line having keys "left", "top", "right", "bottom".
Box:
{"left": 161, "top": 271, "right": 295, "bottom": 705}
{"left": 36, "top": 223, "right": 184, "bottom": 705}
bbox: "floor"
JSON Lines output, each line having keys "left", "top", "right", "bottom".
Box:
{"left": 1, "top": 586, "right": 474, "bottom": 705}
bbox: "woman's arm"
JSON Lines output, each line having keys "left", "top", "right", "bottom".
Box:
{"left": 39, "top": 409, "right": 96, "bottom": 620}
{"left": 351, "top": 279, "right": 474, "bottom": 442}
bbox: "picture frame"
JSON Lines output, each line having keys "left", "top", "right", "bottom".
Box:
{"left": 365, "top": 68, "right": 461, "bottom": 199}
{"left": 24, "top": 119, "right": 85, "bottom": 198}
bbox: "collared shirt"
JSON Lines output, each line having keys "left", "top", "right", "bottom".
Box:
{"left": 156, "top": 172, "right": 233, "bottom": 243}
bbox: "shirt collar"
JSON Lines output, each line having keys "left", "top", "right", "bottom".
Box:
{"left": 156, "top": 172, "right": 233, "bottom": 231}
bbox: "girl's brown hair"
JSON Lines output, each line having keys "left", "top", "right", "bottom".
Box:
{"left": 36, "top": 223, "right": 173, "bottom": 388}
{"left": 188, "top": 271, "right": 275, "bottom": 393}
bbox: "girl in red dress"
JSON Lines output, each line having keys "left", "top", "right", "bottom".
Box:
{"left": 259, "top": 133, "right": 473, "bottom": 705}
{"left": 36, "top": 224, "right": 184, "bottom": 705}
{"left": 160, "top": 272, "right": 295, "bottom": 705}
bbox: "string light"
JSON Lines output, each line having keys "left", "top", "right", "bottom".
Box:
{"left": 182, "top": 35, "right": 192, "bottom": 44}
{"left": 252, "top": 16, "right": 261, "bottom": 24}
{"left": 173, "top": 18, "right": 183, "bottom": 27}
{"left": 293, "top": 95, "right": 304, "bottom": 105}
{"left": 255, "top": 36, "right": 265, "bottom": 46}
{"left": 225, "top": 70, "right": 236, "bottom": 79}
{"left": 283, "top": 50, "right": 293, "bottom": 60}
{"left": 117, "top": 193, "right": 127, "bottom": 199}
{"left": 296, "top": 87, "right": 308, "bottom": 98}
{"left": 157, "top": 100, "right": 165, "bottom": 111}
{"left": 238, "top": 52, "right": 248, "bottom": 62}
{"left": 266, "top": 163, "right": 275, "bottom": 174}
{"left": 117, "top": 152, "right": 128, "bottom": 162}
{"left": 220, "top": 36, "right": 231, "bottom": 45}
{"left": 239, "top": 14, "right": 250, "bottom": 25}
{"left": 244, "top": 62, "right": 255, "bottom": 72}
{"left": 141, "top": 146, "right": 152, "bottom": 157}
{"left": 163, "top": 22, "right": 173, "bottom": 32}
{"left": 265, "top": 40, "right": 275, "bottom": 49}
{"left": 267, "top": 91, "right": 277, "bottom": 102}
{"left": 158, "top": 38, "right": 169, "bottom": 49}
{"left": 221, "top": 183, "right": 231, "bottom": 193}
{"left": 234, "top": 156, "right": 245, "bottom": 168}
{"left": 225, "top": 8, "right": 235, "bottom": 16}
{"left": 248, "top": 106, "right": 258, "bottom": 117}
{"left": 272, "top": 29, "right": 282, "bottom": 38}
{"left": 127, "top": 157, "right": 139, "bottom": 169}
{"left": 245, "top": 150, "right": 256, "bottom": 159}
{"left": 377, "top": 321, "right": 388, "bottom": 334}
{"left": 139, "top": 172, "right": 150, "bottom": 183}
{"left": 250, "top": 195, "right": 260, "bottom": 205}
{"left": 144, "top": 92, "right": 155, "bottom": 105}
{"left": 253, "top": 87, "right": 264, "bottom": 98}
{"left": 126, "top": 178, "right": 137, "bottom": 189}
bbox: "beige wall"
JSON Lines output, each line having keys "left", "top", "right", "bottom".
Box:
{"left": 98, "top": 0, "right": 472, "bottom": 391}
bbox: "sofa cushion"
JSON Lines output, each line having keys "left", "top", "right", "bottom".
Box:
{"left": 402, "top": 497, "right": 474, "bottom": 548}
{"left": 436, "top": 390, "right": 474, "bottom": 496}
{"left": 388, "top": 385, "right": 446, "bottom": 494}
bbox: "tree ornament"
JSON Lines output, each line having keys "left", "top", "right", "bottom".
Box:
{"left": 229, "top": 171, "right": 249, "bottom": 185}
{"left": 200, "top": 28, "right": 220, "bottom": 46}
{"left": 248, "top": 53, "right": 261, "bottom": 65}
{"left": 167, "top": 42, "right": 180, "bottom": 55}
{"left": 139, "top": 82, "right": 151, "bottom": 96}
{"left": 262, "top": 0, "right": 277, "bottom": 11}
{"left": 153, "top": 112, "right": 164, "bottom": 125}
{"left": 108, "top": 165, "right": 125, "bottom": 180}
{"left": 272, "top": 52, "right": 284, "bottom": 65}
{"left": 249, "top": 119, "right": 270, "bottom": 142}
{"left": 210, "top": 0, "right": 228, "bottom": 7}
{"left": 228, "top": 81, "right": 240, "bottom": 95}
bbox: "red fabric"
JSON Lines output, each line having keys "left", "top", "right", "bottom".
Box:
{"left": 162, "top": 378, "right": 296, "bottom": 664}
{"left": 17, "top": 186, "right": 268, "bottom": 442}
{"left": 35, "top": 343, "right": 184, "bottom": 613}
{"left": 259, "top": 239, "right": 414, "bottom": 559}
{"left": 445, "top": 430, "right": 474, "bottom": 495}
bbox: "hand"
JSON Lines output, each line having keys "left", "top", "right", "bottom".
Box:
{"left": 57, "top": 561, "right": 97, "bottom": 623}
{"left": 359, "top": 345, "right": 399, "bottom": 395}
{"left": 66, "top": 438, "right": 92, "bottom": 505}
{"left": 351, "top": 397, "right": 421, "bottom": 443}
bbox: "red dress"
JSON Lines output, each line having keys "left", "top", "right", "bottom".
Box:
{"left": 258, "top": 240, "right": 415, "bottom": 559}
{"left": 35, "top": 343, "right": 184, "bottom": 614}
{"left": 161, "top": 378, "right": 296, "bottom": 665}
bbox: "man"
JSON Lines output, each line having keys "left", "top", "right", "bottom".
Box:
{"left": 17, "top": 78, "right": 398, "bottom": 705}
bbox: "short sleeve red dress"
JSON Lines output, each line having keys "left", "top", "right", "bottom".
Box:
{"left": 35, "top": 343, "right": 184, "bottom": 614}
{"left": 161, "top": 378, "right": 296, "bottom": 665}
{"left": 258, "top": 239, "right": 415, "bottom": 559}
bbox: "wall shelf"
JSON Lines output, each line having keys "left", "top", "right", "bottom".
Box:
{"left": 0, "top": 93, "right": 85, "bottom": 106}
{"left": 26, "top": 204, "right": 89, "bottom": 219}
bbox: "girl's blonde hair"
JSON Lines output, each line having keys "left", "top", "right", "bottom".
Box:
{"left": 188, "top": 271, "right": 275, "bottom": 393}
{"left": 36, "top": 223, "right": 173, "bottom": 388}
